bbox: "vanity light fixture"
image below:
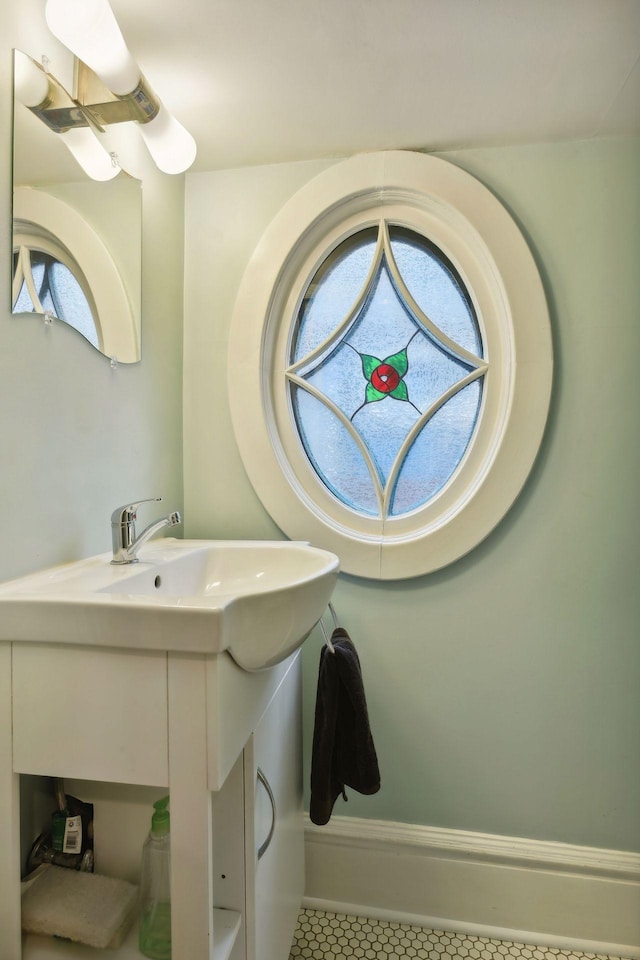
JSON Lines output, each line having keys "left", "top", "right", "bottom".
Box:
{"left": 14, "top": 49, "right": 120, "bottom": 181}
{"left": 20, "top": 0, "right": 197, "bottom": 179}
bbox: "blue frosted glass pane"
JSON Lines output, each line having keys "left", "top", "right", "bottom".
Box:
{"left": 292, "top": 386, "right": 379, "bottom": 515}
{"left": 307, "top": 292, "right": 471, "bottom": 425}
{"left": 347, "top": 260, "right": 416, "bottom": 359}
{"left": 389, "top": 227, "right": 482, "bottom": 357}
{"left": 291, "top": 225, "right": 486, "bottom": 518}
{"left": 31, "top": 260, "right": 45, "bottom": 292}
{"left": 305, "top": 343, "right": 363, "bottom": 419}
{"left": 24, "top": 252, "right": 99, "bottom": 349}
{"left": 13, "top": 281, "right": 33, "bottom": 313}
{"left": 49, "top": 262, "right": 99, "bottom": 348}
{"left": 391, "top": 381, "right": 482, "bottom": 515}
{"left": 28, "top": 258, "right": 56, "bottom": 315}
{"left": 403, "top": 334, "right": 473, "bottom": 413}
{"left": 294, "top": 229, "right": 377, "bottom": 362}
{"left": 353, "top": 396, "right": 420, "bottom": 488}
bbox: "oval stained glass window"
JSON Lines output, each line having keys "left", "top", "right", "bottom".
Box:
{"left": 287, "top": 222, "right": 487, "bottom": 519}
{"left": 228, "top": 150, "right": 552, "bottom": 579}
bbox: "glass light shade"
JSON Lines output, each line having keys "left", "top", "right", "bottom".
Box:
{"left": 60, "top": 126, "right": 120, "bottom": 181}
{"left": 45, "top": 0, "right": 140, "bottom": 95}
{"left": 14, "top": 50, "right": 50, "bottom": 108}
{"left": 138, "top": 105, "right": 197, "bottom": 174}
{"left": 44, "top": 0, "right": 197, "bottom": 175}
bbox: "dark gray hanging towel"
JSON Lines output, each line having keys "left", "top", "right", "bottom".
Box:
{"left": 310, "top": 627, "right": 380, "bottom": 825}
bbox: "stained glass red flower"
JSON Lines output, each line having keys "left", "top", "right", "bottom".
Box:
{"left": 370, "top": 363, "right": 401, "bottom": 394}
{"left": 355, "top": 344, "right": 411, "bottom": 412}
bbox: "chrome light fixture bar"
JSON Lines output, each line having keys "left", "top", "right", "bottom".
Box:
{"left": 14, "top": 49, "right": 121, "bottom": 181}
{"left": 30, "top": 0, "right": 197, "bottom": 178}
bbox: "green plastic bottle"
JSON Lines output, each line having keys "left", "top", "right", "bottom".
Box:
{"left": 139, "top": 796, "right": 171, "bottom": 959}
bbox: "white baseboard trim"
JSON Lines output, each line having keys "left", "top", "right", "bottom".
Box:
{"left": 304, "top": 816, "right": 640, "bottom": 958}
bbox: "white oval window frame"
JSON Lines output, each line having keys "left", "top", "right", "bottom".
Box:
{"left": 229, "top": 151, "right": 553, "bottom": 579}
{"left": 13, "top": 186, "right": 139, "bottom": 363}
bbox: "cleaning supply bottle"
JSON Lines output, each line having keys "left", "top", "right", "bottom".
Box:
{"left": 139, "top": 796, "right": 171, "bottom": 959}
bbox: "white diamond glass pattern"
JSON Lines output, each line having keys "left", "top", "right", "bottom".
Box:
{"left": 288, "top": 222, "right": 487, "bottom": 518}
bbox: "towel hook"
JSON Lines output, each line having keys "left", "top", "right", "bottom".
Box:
{"left": 328, "top": 602, "right": 338, "bottom": 629}
{"left": 319, "top": 602, "right": 339, "bottom": 654}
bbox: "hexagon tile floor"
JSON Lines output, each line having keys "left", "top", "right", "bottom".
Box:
{"left": 289, "top": 910, "right": 623, "bottom": 960}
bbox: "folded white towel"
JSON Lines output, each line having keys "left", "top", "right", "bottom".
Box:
{"left": 21, "top": 864, "right": 139, "bottom": 949}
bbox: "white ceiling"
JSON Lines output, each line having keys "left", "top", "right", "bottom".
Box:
{"left": 111, "top": 0, "right": 640, "bottom": 172}
{"left": 14, "top": 0, "right": 640, "bottom": 177}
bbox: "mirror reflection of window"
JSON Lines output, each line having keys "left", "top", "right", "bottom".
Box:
{"left": 13, "top": 232, "right": 100, "bottom": 351}
{"left": 12, "top": 187, "right": 140, "bottom": 363}
{"left": 12, "top": 49, "right": 143, "bottom": 364}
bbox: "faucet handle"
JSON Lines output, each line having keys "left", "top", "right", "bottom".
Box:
{"left": 111, "top": 497, "right": 162, "bottom": 526}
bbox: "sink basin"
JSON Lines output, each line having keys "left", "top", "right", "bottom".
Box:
{"left": 0, "top": 539, "right": 340, "bottom": 670}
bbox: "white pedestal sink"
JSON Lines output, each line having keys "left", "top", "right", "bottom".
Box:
{"left": 0, "top": 538, "right": 339, "bottom": 670}
{"left": 0, "top": 538, "right": 339, "bottom": 960}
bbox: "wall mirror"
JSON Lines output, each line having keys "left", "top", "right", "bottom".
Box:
{"left": 11, "top": 49, "right": 142, "bottom": 364}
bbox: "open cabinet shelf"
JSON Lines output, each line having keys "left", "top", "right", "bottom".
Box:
{"left": 23, "top": 908, "right": 241, "bottom": 960}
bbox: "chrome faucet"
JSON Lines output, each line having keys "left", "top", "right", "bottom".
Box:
{"left": 111, "top": 498, "right": 182, "bottom": 564}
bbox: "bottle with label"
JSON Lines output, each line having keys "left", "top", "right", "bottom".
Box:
{"left": 47, "top": 778, "right": 91, "bottom": 870}
{"left": 139, "top": 795, "right": 171, "bottom": 960}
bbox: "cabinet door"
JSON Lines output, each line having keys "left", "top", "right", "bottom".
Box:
{"left": 244, "top": 653, "right": 303, "bottom": 960}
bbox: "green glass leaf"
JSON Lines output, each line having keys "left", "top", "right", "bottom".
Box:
{"left": 384, "top": 348, "right": 408, "bottom": 377}
{"left": 366, "top": 383, "right": 386, "bottom": 403}
{"left": 361, "top": 353, "right": 382, "bottom": 379}
{"left": 390, "top": 381, "right": 409, "bottom": 401}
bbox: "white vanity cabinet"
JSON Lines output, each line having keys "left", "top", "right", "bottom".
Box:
{"left": 0, "top": 640, "right": 305, "bottom": 960}
{"left": 244, "top": 659, "right": 304, "bottom": 960}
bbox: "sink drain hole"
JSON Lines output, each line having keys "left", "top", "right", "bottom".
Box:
{"left": 154, "top": 575, "right": 162, "bottom": 588}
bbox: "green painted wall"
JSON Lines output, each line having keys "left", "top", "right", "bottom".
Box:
{"left": 3, "top": 0, "right": 638, "bottom": 859}
{"left": 184, "top": 138, "right": 640, "bottom": 853}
